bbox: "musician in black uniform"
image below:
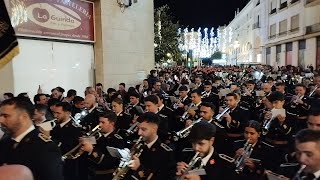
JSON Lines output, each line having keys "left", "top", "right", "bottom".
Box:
{"left": 80, "top": 110, "right": 126, "bottom": 180}
{"left": 294, "top": 129, "right": 320, "bottom": 180}
{"left": 81, "top": 94, "right": 102, "bottom": 131}
{"left": 176, "top": 121, "right": 235, "bottom": 180}
{"left": 241, "top": 80, "right": 257, "bottom": 109}
{"left": 112, "top": 98, "right": 131, "bottom": 130}
{"left": 185, "top": 89, "right": 202, "bottom": 125}
{"left": 199, "top": 102, "right": 227, "bottom": 154}
{"left": 308, "top": 109, "right": 320, "bottom": 131}
{"left": 201, "top": 81, "right": 220, "bottom": 114}
{"left": 72, "top": 96, "right": 85, "bottom": 117}
{"left": 221, "top": 92, "right": 250, "bottom": 155}
{"left": 263, "top": 91, "right": 293, "bottom": 168}
{"left": 50, "top": 102, "right": 82, "bottom": 180}
{"left": 127, "top": 112, "right": 176, "bottom": 180}
{"left": 0, "top": 97, "right": 64, "bottom": 180}
{"left": 233, "top": 120, "right": 275, "bottom": 179}
{"left": 144, "top": 95, "right": 169, "bottom": 141}
{"left": 126, "top": 91, "right": 144, "bottom": 121}
{"left": 275, "top": 82, "right": 293, "bottom": 106}
{"left": 287, "top": 84, "right": 311, "bottom": 132}
{"left": 157, "top": 94, "right": 176, "bottom": 132}
{"left": 172, "top": 86, "right": 191, "bottom": 129}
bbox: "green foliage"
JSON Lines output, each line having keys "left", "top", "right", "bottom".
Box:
{"left": 154, "top": 5, "right": 182, "bottom": 63}
{"left": 211, "top": 51, "right": 222, "bottom": 60}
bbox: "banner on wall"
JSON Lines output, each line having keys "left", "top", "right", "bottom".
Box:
{"left": 7, "top": 0, "right": 95, "bottom": 42}
{"left": 0, "top": 0, "right": 19, "bottom": 69}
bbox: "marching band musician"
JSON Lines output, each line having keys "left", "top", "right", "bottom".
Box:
{"left": 176, "top": 121, "right": 235, "bottom": 180}
{"left": 194, "top": 76, "right": 204, "bottom": 92}
{"left": 263, "top": 91, "right": 293, "bottom": 167}
{"left": 0, "top": 97, "right": 64, "bottom": 180}
{"left": 80, "top": 110, "right": 125, "bottom": 180}
{"left": 50, "top": 102, "right": 83, "bottom": 180}
{"left": 308, "top": 109, "right": 320, "bottom": 131}
{"left": 261, "top": 83, "right": 272, "bottom": 97}
{"left": 81, "top": 94, "right": 103, "bottom": 131}
{"left": 201, "top": 81, "right": 220, "bottom": 114}
{"left": 221, "top": 92, "right": 250, "bottom": 155}
{"left": 275, "top": 82, "right": 293, "bottom": 105}
{"left": 126, "top": 91, "right": 144, "bottom": 123}
{"left": 185, "top": 90, "right": 202, "bottom": 125}
{"left": 310, "top": 75, "right": 320, "bottom": 108}
{"left": 126, "top": 112, "right": 176, "bottom": 180}
{"left": 233, "top": 120, "right": 275, "bottom": 180}
{"left": 112, "top": 98, "right": 131, "bottom": 130}
{"left": 157, "top": 94, "right": 176, "bottom": 132}
{"left": 294, "top": 129, "right": 320, "bottom": 180}
{"left": 144, "top": 95, "right": 169, "bottom": 141}
{"left": 287, "top": 84, "right": 311, "bottom": 132}
{"left": 241, "top": 80, "right": 257, "bottom": 109}
{"left": 173, "top": 85, "right": 192, "bottom": 128}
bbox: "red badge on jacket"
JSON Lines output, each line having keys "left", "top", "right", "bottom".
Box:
{"left": 210, "top": 159, "right": 215, "bottom": 165}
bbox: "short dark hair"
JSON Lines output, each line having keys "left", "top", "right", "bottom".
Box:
{"left": 0, "top": 97, "right": 34, "bottom": 119}
{"left": 204, "top": 81, "right": 212, "bottom": 86}
{"left": 189, "top": 121, "right": 216, "bottom": 143}
{"left": 99, "top": 110, "right": 117, "bottom": 124}
{"left": 295, "top": 129, "right": 320, "bottom": 145}
{"left": 34, "top": 104, "right": 48, "bottom": 114}
{"left": 267, "top": 91, "right": 284, "bottom": 102}
{"left": 144, "top": 95, "right": 159, "bottom": 105}
{"left": 33, "top": 94, "right": 46, "bottom": 103}
{"left": 178, "top": 85, "right": 188, "bottom": 92}
{"left": 107, "top": 88, "right": 117, "bottom": 94}
{"left": 129, "top": 91, "right": 140, "bottom": 98}
{"left": 73, "top": 96, "right": 84, "bottom": 104}
{"left": 245, "top": 120, "right": 261, "bottom": 132}
{"left": 3, "top": 93, "right": 14, "bottom": 98}
{"left": 246, "top": 80, "right": 255, "bottom": 85}
{"left": 226, "top": 92, "right": 238, "bottom": 100}
{"left": 295, "top": 83, "right": 306, "bottom": 89}
{"left": 112, "top": 97, "right": 123, "bottom": 105}
{"left": 191, "top": 89, "right": 201, "bottom": 96}
{"left": 119, "top": 83, "right": 126, "bottom": 88}
{"left": 56, "top": 87, "right": 65, "bottom": 93}
{"left": 96, "top": 83, "right": 103, "bottom": 87}
{"left": 275, "top": 82, "right": 285, "bottom": 87}
{"left": 200, "top": 102, "right": 215, "bottom": 112}
{"left": 47, "top": 98, "right": 59, "bottom": 107}
{"left": 55, "top": 102, "right": 72, "bottom": 112}
{"left": 67, "top": 89, "right": 77, "bottom": 98}
{"left": 137, "top": 112, "right": 160, "bottom": 126}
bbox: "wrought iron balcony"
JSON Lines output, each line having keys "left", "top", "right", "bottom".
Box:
{"left": 306, "top": 23, "right": 320, "bottom": 34}
{"left": 280, "top": 2, "right": 288, "bottom": 9}
{"left": 270, "top": 8, "right": 277, "bottom": 14}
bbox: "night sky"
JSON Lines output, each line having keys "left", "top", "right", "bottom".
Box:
{"left": 154, "top": 0, "right": 250, "bottom": 28}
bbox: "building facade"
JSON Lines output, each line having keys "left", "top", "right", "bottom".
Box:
{"left": 221, "top": 0, "right": 320, "bottom": 68}
{"left": 0, "top": 0, "right": 155, "bottom": 99}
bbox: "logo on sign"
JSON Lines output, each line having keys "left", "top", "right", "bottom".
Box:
{"left": 27, "top": 3, "right": 81, "bottom": 31}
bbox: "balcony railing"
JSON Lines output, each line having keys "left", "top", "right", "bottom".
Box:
{"left": 289, "top": 27, "right": 300, "bottom": 33}
{"left": 306, "top": 23, "right": 320, "bottom": 34}
{"left": 280, "top": 2, "right": 288, "bottom": 9}
{"left": 278, "top": 31, "right": 288, "bottom": 36}
{"left": 270, "top": 8, "right": 277, "bottom": 14}
{"left": 291, "top": 0, "right": 300, "bottom": 4}
{"left": 269, "top": 34, "right": 276, "bottom": 39}
{"left": 253, "top": 22, "right": 260, "bottom": 29}
{"left": 306, "top": 0, "right": 320, "bottom": 6}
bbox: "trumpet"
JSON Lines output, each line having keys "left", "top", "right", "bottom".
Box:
{"left": 214, "top": 107, "right": 230, "bottom": 122}
{"left": 180, "top": 104, "right": 197, "bottom": 122}
{"left": 261, "top": 115, "right": 274, "bottom": 136}
{"left": 235, "top": 140, "right": 253, "bottom": 173}
{"left": 309, "top": 85, "right": 318, "bottom": 97}
{"left": 177, "top": 152, "right": 204, "bottom": 180}
{"left": 172, "top": 118, "right": 202, "bottom": 141}
{"left": 290, "top": 94, "right": 304, "bottom": 108}
{"left": 62, "top": 125, "right": 102, "bottom": 160}
{"left": 292, "top": 165, "right": 306, "bottom": 180}
{"left": 173, "top": 98, "right": 182, "bottom": 109}
{"left": 125, "top": 122, "right": 139, "bottom": 136}
{"left": 112, "top": 136, "right": 145, "bottom": 180}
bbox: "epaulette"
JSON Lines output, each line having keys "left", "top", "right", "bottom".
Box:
{"left": 234, "top": 139, "right": 246, "bottom": 143}
{"left": 182, "top": 148, "right": 194, "bottom": 152}
{"left": 114, "top": 134, "right": 123, "bottom": 140}
{"left": 166, "top": 107, "right": 174, "bottom": 112}
{"left": 158, "top": 114, "right": 167, "bottom": 118}
{"left": 261, "top": 141, "right": 274, "bottom": 148}
{"left": 38, "top": 133, "right": 52, "bottom": 143}
{"left": 219, "top": 154, "right": 235, "bottom": 163}
{"left": 239, "top": 106, "right": 249, "bottom": 111}
{"left": 160, "top": 143, "right": 173, "bottom": 151}
{"left": 96, "top": 107, "right": 104, "bottom": 113}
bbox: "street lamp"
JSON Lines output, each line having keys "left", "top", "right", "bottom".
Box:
{"left": 234, "top": 40, "right": 240, "bottom": 66}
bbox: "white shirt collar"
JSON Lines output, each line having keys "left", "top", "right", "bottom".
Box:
{"left": 181, "top": 96, "right": 188, "bottom": 102}
{"left": 202, "top": 146, "right": 214, "bottom": 166}
{"left": 314, "top": 169, "right": 320, "bottom": 179}
{"left": 103, "top": 132, "right": 112, "bottom": 138}
{"left": 158, "top": 104, "right": 165, "bottom": 111}
{"left": 89, "top": 104, "right": 97, "bottom": 113}
{"left": 195, "top": 101, "right": 202, "bottom": 107}
{"left": 13, "top": 125, "right": 35, "bottom": 143}
{"left": 146, "top": 135, "right": 158, "bottom": 149}
{"left": 60, "top": 119, "right": 72, "bottom": 128}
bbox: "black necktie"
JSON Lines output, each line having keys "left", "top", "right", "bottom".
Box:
{"left": 8, "top": 139, "right": 18, "bottom": 149}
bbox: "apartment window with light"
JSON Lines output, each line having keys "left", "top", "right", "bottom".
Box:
{"left": 279, "top": 19, "right": 287, "bottom": 36}
{"left": 290, "top": 14, "right": 299, "bottom": 32}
